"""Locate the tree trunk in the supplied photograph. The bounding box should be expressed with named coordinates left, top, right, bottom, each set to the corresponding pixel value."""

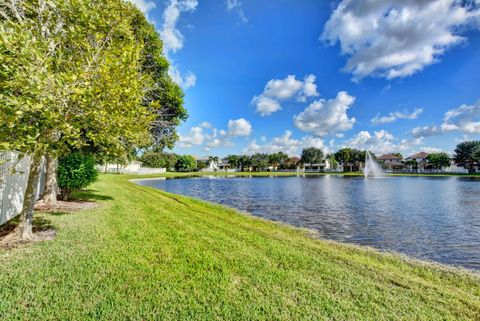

left=15, top=151, right=44, bottom=241
left=41, top=153, right=58, bottom=206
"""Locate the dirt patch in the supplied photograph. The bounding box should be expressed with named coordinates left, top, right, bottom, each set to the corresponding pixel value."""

left=34, top=200, right=98, bottom=212
left=0, top=200, right=96, bottom=249
left=0, top=229, right=57, bottom=249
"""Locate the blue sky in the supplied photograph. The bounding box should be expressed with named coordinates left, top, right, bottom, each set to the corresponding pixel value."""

left=130, top=0, right=480, bottom=157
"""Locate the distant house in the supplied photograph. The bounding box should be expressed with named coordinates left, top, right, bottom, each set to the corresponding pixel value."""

left=405, top=152, right=431, bottom=171
left=377, top=154, right=404, bottom=171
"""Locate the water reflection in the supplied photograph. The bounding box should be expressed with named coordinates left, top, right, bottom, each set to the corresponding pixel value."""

left=137, top=176, right=480, bottom=270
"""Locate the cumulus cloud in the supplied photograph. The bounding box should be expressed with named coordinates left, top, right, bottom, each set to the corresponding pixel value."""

left=244, top=130, right=327, bottom=156
left=293, top=91, right=356, bottom=137
left=228, top=118, right=252, bottom=136
left=412, top=101, right=480, bottom=137
left=322, top=0, right=480, bottom=81
left=159, top=0, right=198, bottom=89
left=371, top=108, right=423, bottom=124
left=252, top=75, right=319, bottom=116
left=178, top=118, right=253, bottom=150
left=127, top=0, right=156, bottom=15
left=178, top=126, right=205, bottom=147
left=344, top=130, right=423, bottom=155
left=226, top=0, right=247, bottom=22
left=169, top=66, right=197, bottom=89
left=160, top=0, right=198, bottom=54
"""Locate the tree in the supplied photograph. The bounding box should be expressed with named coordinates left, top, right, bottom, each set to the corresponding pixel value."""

left=175, top=155, right=197, bottom=172
left=268, top=152, right=289, bottom=170
left=139, top=151, right=177, bottom=168
left=454, top=141, right=480, bottom=173
left=251, top=153, right=269, bottom=171
left=196, top=160, right=208, bottom=171
left=301, top=148, right=324, bottom=165
left=334, top=148, right=352, bottom=167
left=0, top=0, right=173, bottom=240
left=239, top=155, right=252, bottom=171
left=326, top=154, right=339, bottom=170
left=57, top=152, right=98, bottom=201
left=426, top=152, right=451, bottom=170
left=226, top=155, right=240, bottom=169
left=130, top=10, right=188, bottom=150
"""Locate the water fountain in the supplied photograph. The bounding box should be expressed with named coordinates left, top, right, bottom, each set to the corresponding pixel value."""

left=363, top=151, right=384, bottom=177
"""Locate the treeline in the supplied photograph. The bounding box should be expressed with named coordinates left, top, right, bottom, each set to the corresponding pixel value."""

left=140, top=140, right=480, bottom=174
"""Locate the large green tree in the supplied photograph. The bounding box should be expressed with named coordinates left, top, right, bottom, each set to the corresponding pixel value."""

left=426, top=152, right=451, bottom=170
left=300, top=147, right=324, bottom=165
left=268, top=152, right=289, bottom=170
left=175, top=155, right=197, bottom=172
left=454, top=141, right=480, bottom=173
left=0, top=0, right=175, bottom=240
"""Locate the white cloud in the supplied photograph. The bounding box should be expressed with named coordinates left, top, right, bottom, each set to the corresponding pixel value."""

left=253, top=75, right=319, bottom=116
left=159, top=0, right=198, bottom=89
left=371, top=108, right=423, bottom=124
left=344, top=130, right=423, bottom=155
left=244, top=130, right=327, bottom=156
left=412, top=101, right=480, bottom=137
left=226, top=0, right=247, bottom=23
left=322, top=0, right=480, bottom=81
left=160, top=0, right=198, bottom=54
left=127, top=0, right=156, bottom=14
left=293, top=91, right=356, bottom=137
left=199, top=121, right=212, bottom=129
left=178, top=118, right=253, bottom=150
left=420, top=146, right=444, bottom=153
left=251, top=96, right=281, bottom=116
left=178, top=126, right=204, bottom=147
left=169, top=66, right=197, bottom=89
left=228, top=118, right=252, bottom=136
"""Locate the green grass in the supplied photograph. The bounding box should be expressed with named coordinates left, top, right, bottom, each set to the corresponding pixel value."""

left=0, top=175, right=479, bottom=320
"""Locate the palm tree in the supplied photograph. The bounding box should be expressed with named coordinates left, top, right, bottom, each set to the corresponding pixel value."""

left=226, top=155, right=240, bottom=169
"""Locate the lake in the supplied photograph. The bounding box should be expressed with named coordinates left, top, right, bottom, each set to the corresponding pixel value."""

left=136, top=175, right=480, bottom=271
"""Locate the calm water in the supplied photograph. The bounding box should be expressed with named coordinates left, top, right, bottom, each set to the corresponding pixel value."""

left=136, top=176, right=480, bottom=270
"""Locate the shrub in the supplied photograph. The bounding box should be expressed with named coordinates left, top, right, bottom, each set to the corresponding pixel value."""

left=174, top=155, right=197, bottom=172
left=139, top=152, right=177, bottom=170
left=58, top=152, right=98, bottom=200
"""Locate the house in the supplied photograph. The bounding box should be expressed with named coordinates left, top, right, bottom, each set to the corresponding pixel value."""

left=405, top=152, right=431, bottom=171
left=377, top=154, right=404, bottom=171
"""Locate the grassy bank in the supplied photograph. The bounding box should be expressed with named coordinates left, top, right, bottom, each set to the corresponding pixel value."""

left=0, top=175, right=479, bottom=320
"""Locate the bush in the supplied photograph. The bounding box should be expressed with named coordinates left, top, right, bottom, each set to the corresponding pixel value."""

left=58, top=152, right=98, bottom=200
left=174, top=155, right=197, bottom=172
left=139, top=152, right=177, bottom=170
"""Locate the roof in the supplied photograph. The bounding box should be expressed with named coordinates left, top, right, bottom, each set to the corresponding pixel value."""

left=378, top=154, right=403, bottom=160
left=384, top=161, right=404, bottom=167
left=406, top=152, right=430, bottom=160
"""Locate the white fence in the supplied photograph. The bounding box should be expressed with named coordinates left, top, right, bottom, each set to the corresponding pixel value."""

left=96, top=164, right=166, bottom=175
left=0, top=151, right=45, bottom=225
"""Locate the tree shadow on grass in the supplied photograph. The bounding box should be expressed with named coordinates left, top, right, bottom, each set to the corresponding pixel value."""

left=71, top=189, right=114, bottom=202
left=0, top=216, right=55, bottom=240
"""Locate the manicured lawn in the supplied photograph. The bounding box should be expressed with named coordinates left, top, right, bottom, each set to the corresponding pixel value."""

left=0, top=174, right=479, bottom=320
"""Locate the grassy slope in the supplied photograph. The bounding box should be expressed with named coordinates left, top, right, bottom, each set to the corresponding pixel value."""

left=0, top=175, right=479, bottom=320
